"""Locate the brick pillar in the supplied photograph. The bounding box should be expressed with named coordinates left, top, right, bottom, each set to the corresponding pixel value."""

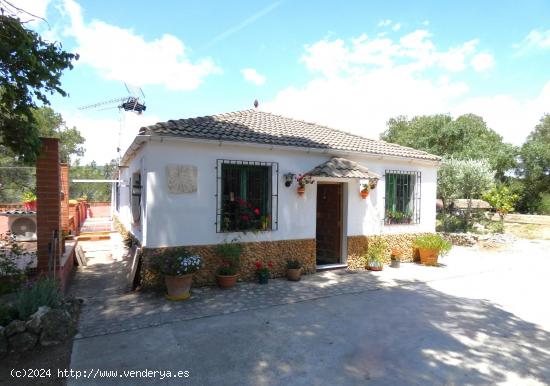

left=60, top=163, right=69, bottom=232
left=36, top=138, right=61, bottom=274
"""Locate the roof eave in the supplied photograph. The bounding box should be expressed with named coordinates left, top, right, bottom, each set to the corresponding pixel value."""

left=120, top=134, right=442, bottom=167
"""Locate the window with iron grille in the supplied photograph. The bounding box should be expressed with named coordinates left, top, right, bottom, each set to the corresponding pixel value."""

left=384, top=170, right=421, bottom=225
left=216, top=160, right=278, bottom=232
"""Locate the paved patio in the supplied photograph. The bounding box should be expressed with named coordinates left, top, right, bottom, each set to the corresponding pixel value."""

left=69, top=238, right=550, bottom=385
left=79, top=217, right=113, bottom=233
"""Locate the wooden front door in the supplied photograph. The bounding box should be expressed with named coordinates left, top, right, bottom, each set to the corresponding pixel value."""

left=316, top=183, right=343, bottom=265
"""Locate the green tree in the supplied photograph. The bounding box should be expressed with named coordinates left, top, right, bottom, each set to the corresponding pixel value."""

left=483, top=185, right=519, bottom=222
left=437, top=158, right=494, bottom=230
left=519, top=114, right=550, bottom=213
left=32, top=107, right=85, bottom=163
left=69, top=160, right=117, bottom=202
left=0, top=14, right=78, bottom=162
left=0, top=107, right=85, bottom=202
left=382, top=114, right=517, bottom=180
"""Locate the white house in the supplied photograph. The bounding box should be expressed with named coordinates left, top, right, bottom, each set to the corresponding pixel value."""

left=114, top=109, right=440, bottom=284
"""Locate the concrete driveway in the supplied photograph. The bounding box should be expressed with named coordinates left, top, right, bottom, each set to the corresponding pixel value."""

left=69, top=239, right=550, bottom=385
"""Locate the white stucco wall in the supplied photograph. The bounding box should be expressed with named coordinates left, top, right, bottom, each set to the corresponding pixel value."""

left=116, top=138, right=438, bottom=249
left=115, top=153, right=147, bottom=244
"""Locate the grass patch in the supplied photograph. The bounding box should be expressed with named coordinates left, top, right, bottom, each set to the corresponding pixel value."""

left=504, top=223, right=550, bottom=240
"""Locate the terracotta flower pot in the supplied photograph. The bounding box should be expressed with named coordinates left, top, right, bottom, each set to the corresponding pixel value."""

left=418, top=248, right=439, bottom=266
left=24, top=200, right=37, bottom=211
left=164, top=274, right=193, bottom=300
left=367, top=265, right=383, bottom=271
left=297, top=186, right=305, bottom=196
left=360, top=190, right=369, bottom=199
left=366, top=260, right=384, bottom=271
left=216, top=274, right=238, bottom=289
left=287, top=268, right=302, bottom=281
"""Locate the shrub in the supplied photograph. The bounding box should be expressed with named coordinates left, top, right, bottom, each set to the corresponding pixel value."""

left=16, top=278, right=63, bottom=320
left=0, top=304, right=18, bottom=326
left=216, top=239, right=243, bottom=275
left=365, top=238, right=388, bottom=267
left=286, top=259, right=301, bottom=269
left=413, top=234, right=452, bottom=255
left=487, top=221, right=505, bottom=234
left=538, top=193, right=550, bottom=215
left=0, top=234, right=29, bottom=295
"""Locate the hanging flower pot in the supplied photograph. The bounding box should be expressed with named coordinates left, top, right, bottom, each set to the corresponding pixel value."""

left=360, top=189, right=369, bottom=199
left=295, top=174, right=313, bottom=196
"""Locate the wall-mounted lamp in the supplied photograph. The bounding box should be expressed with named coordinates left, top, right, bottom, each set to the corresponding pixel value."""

left=284, top=173, right=295, bottom=187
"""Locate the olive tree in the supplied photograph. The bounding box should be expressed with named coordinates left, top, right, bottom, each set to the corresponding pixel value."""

left=438, top=158, right=494, bottom=230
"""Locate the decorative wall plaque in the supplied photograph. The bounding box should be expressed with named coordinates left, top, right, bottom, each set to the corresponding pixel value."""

left=166, top=165, right=197, bottom=193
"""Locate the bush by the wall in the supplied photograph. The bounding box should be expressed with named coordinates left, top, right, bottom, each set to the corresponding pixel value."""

left=15, top=279, right=63, bottom=320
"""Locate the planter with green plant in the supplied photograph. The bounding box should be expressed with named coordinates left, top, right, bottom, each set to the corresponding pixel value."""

left=151, top=250, right=203, bottom=300
left=22, top=191, right=37, bottom=211
left=255, top=261, right=273, bottom=284
left=286, top=259, right=302, bottom=281
left=413, top=234, right=452, bottom=266
left=215, top=239, right=243, bottom=289
left=366, top=238, right=388, bottom=271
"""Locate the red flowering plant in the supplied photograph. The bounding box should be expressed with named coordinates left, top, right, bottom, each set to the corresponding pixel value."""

left=255, top=260, right=273, bottom=279
left=295, top=174, right=314, bottom=188
left=235, top=198, right=262, bottom=230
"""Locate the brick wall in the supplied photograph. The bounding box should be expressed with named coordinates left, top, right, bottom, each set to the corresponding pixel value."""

left=36, top=138, right=61, bottom=273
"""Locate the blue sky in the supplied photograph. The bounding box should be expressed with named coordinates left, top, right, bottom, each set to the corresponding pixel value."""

left=15, top=0, right=550, bottom=163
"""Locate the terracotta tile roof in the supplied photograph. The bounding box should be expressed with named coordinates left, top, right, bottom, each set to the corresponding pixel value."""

left=307, top=157, right=382, bottom=179
left=139, top=109, right=441, bottom=161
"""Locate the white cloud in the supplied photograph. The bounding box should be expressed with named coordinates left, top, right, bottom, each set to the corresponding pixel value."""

left=300, top=30, right=485, bottom=77
left=241, top=68, right=266, bottom=86
left=392, top=23, right=401, bottom=31
left=377, top=19, right=392, bottom=27
left=451, top=82, right=550, bottom=145
left=61, top=0, right=220, bottom=91
left=470, top=52, right=495, bottom=72
left=265, top=30, right=543, bottom=146
left=514, top=29, right=550, bottom=54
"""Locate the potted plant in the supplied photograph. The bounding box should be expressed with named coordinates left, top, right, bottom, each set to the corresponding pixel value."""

left=286, top=259, right=302, bottom=281
left=295, top=174, right=313, bottom=196
left=215, top=239, right=243, bottom=289
left=151, top=249, right=203, bottom=300
left=22, top=191, right=37, bottom=211
left=255, top=261, right=273, bottom=284
left=390, top=248, right=401, bottom=268
left=413, top=234, right=452, bottom=266
left=368, top=177, right=379, bottom=190
left=360, top=183, right=370, bottom=199
left=366, top=238, right=388, bottom=271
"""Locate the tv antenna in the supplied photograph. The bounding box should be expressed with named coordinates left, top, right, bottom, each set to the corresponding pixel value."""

left=78, top=83, right=147, bottom=114
left=78, top=83, right=148, bottom=159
